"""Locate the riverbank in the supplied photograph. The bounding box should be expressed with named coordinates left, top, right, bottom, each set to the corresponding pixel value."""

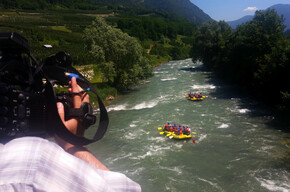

left=76, top=56, right=171, bottom=107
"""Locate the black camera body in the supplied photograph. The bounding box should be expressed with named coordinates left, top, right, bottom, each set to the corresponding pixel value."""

left=0, top=83, right=47, bottom=138
left=0, top=32, right=48, bottom=141
left=0, top=32, right=108, bottom=145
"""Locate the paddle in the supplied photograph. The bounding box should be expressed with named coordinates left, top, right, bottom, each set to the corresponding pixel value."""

left=192, top=139, right=196, bottom=143
left=159, top=132, right=164, bottom=135
left=166, top=133, right=172, bottom=137
left=192, top=132, right=197, bottom=134
left=169, top=135, right=173, bottom=139
left=158, top=127, right=163, bottom=130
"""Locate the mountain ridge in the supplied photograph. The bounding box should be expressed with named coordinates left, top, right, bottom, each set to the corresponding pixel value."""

left=227, top=4, right=290, bottom=30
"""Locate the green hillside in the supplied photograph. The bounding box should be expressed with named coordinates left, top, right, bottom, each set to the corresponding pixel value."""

left=0, top=0, right=212, bottom=24
left=142, top=0, right=212, bottom=24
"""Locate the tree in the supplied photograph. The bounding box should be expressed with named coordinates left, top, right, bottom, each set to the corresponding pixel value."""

left=232, top=9, right=286, bottom=89
left=83, top=17, right=153, bottom=90
left=191, top=20, right=233, bottom=74
left=190, top=9, right=290, bottom=116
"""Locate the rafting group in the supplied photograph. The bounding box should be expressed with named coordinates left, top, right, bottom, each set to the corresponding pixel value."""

left=159, top=123, right=193, bottom=140
left=186, top=92, right=205, bottom=101
left=157, top=91, right=203, bottom=142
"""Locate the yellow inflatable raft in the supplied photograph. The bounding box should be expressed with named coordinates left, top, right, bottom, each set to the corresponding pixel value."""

left=163, top=130, right=192, bottom=140
left=186, top=93, right=205, bottom=101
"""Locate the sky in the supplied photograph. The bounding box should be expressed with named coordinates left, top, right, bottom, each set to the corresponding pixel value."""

left=190, top=0, right=290, bottom=21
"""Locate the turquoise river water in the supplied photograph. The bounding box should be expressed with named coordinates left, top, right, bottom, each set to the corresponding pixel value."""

left=88, top=59, right=290, bottom=192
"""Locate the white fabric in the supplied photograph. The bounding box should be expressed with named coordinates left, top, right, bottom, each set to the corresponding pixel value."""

left=0, top=137, right=141, bottom=192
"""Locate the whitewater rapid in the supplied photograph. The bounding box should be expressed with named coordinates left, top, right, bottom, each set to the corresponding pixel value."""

left=88, top=59, right=290, bottom=192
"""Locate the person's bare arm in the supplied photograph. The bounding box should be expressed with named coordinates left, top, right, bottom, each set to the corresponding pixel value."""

left=55, top=77, right=109, bottom=171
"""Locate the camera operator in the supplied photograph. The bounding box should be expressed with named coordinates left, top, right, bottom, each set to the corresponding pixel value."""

left=0, top=77, right=141, bottom=191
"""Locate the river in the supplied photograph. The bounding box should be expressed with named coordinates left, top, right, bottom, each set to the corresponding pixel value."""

left=88, top=59, right=290, bottom=192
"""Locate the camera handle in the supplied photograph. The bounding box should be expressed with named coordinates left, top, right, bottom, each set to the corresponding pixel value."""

left=57, top=90, right=96, bottom=129
left=40, top=52, right=109, bottom=146
left=44, top=74, right=109, bottom=146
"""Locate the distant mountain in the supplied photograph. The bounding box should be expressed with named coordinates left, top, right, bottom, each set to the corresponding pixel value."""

left=227, top=4, right=290, bottom=30
left=142, top=0, right=212, bottom=24
left=270, top=4, right=290, bottom=30
left=227, top=15, right=254, bottom=29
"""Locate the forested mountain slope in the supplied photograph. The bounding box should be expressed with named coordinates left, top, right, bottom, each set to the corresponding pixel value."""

left=142, top=0, right=212, bottom=24
left=0, top=0, right=212, bottom=24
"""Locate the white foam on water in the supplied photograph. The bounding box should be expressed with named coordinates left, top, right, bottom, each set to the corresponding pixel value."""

left=131, top=100, right=159, bottom=110
left=132, top=151, right=153, bottom=160
left=229, top=157, right=244, bottom=163
left=129, top=167, right=145, bottom=176
left=172, top=143, right=183, bottom=149
left=150, top=144, right=171, bottom=152
left=123, top=132, right=139, bottom=140
left=229, top=106, right=251, bottom=114
left=129, top=124, right=137, bottom=128
left=107, top=104, right=128, bottom=112
left=238, top=108, right=251, bottom=113
left=218, top=123, right=230, bottom=129
left=230, top=97, right=241, bottom=101
left=256, top=178, right=290, bottom=192
left=197, top=177, right=223, bottom=191
left=108, top=152, right=133, bottom=164
left=157, top=94, right=173, bottom=103
left=160, top=166, right=184, bottom=175
left=108, top=99, right=160, bottom=112
left=161, top=77, right=177, bottom=81
left=129, top=120, right=140, bottom=128
left=256, top=145, right=275, bottom=156
left=198, top=134, right=207, bottom=142
left=154, top=70, right=169, bottom=74
left=167, top=176, right=178, bottom=182
left=191, top=84, right=216, bottom=90
left=130, top=144, right=170, bottom=160
left=194, top=60, right=203, bottom=65
left=148, top=136, right=167, bottom=143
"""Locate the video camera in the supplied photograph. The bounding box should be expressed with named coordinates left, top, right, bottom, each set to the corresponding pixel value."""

left=0, top=32, right=109, bottom=146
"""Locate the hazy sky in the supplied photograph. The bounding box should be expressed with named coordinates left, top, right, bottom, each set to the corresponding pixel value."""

left=190, top=0, right=290, bottom=21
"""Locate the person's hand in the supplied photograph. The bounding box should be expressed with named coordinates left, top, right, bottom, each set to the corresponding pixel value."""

left=54, top=77, right=89, bottom=149
left=54, top=77, right=110, bottom=171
